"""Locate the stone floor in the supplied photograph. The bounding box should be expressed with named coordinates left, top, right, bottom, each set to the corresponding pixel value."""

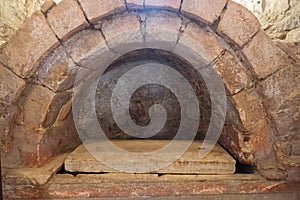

left=2, top=141, right=300, bottom=199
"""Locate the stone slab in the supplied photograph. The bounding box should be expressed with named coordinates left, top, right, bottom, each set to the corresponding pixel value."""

left=47, top=173, right=300, bottom=199
left=65, top=140, right=236, bottom=174
left=2, top=153, right=68, bottom=186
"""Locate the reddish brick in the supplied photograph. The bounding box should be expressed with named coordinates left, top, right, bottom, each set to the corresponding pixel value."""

left=243, top=31, right=291, bottom=79
left=218, top=1, right=260, bottom=47
left=179, top=22, right=224, bottom=61
left=47, top=0, right=89, bottom=40
left=0, top=11, right=58, bottom=78
left=78, top=0, right=126, bottom=23
left=214, top=52, right=253, bottom=94
left=145, top=0, right=181, bottom=11
left=182, top=0, right=227, bottom=24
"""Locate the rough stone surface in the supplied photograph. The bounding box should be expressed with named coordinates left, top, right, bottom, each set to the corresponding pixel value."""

left=234, top=0, right=300, bottom=42
left=47, top=174, right=300, bottom=199
left=145, top=0, right=181, bottom=11
left=63, top=29, right=111, bottom=66
left=179, top=22, right=224, bottom=62
left=0, top=11, right=58, bottom=78
left=3, top=171, right=300, bottom=199
left=65, top=140, right=236, bottom=174
left=181, top=0, right=227, bottom=24
left=78, top=0, right=126, bottom=23
left=16, top=85, right=71, bottom=129
left=2, top=105, right=79, bottom=168
left=101, top=12, right=143, bottom=53
left=219, top=126, right=246, bottom=163
left=0, top=65, right=26, bottom=110
left=231, top=88, right=267, bottom=133
left=0, top=64, right=26, bottom=149
left=144, top=11, right=182, bottom=49
left=261, top=64, right=300, bottom=175
left=3, top=153, right=67, bottom=185
left=37, top=45, right=80, bottom=92
left=95, top=49, right=210, bottom=140
left=1, top=0, right=299, bottom=45
left=218, top=1, right=260, bottom=47
left=38, top=113, right=80, bottom=165
left=0, top=0, right=62, bottom=45
left=47, top=0, right=89, bottom=40
left=214, top=52, right=253, bottom=94
left=243, top=31, right=292, bottom=79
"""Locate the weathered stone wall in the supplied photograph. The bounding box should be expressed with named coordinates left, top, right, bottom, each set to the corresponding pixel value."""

left=1, top=0, right=299, bottom=45
left=232, top=0, right=300, bottom=42
left=0, top=0, right=299, bottom=181
left=0, top=0, right=62, bottom=46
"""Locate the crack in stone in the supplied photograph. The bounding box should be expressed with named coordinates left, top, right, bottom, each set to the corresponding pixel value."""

left=137, top=12, right=147, bottom=46
left=0, top=60, right=25, bottom=81
left=173, top=15, right=186, bottom=49
left=97, top=27, right=119, bottom=55
left=178, top=0, right=184, bottom=13
left=75, top=0, right=91, bottom=25
left=212, top=0, right=229, bottom=31
left=241, top=30, right=260, bottom=49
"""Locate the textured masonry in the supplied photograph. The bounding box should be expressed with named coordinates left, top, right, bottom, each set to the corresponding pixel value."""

left=0, top=0, right=299, bottom=181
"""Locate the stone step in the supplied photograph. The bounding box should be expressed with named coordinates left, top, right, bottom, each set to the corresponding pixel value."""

left=64, top=140, right=236, bottom=174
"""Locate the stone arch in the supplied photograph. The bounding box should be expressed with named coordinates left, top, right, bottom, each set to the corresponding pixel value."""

left=0, top=0, right=298, bottom=180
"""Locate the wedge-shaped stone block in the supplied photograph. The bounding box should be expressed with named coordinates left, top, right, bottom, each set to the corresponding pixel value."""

left=64, top=29, right=111, bottom=66
left=182, top=0, right=227, bottom=24
left=17, top=85, right=71, bottom=129
left=38, top=46, right=80, bottom=92
left=231, top=88, right=267, bottom=132
left=218, top=1, right=260, bottom=47
left=243, top=31, right=291, bottom=79
left=2, top=153, right=68, bottom=185
left=179, top=22, right=224, bottom=62
left=145, top=11, right=182, bottom=50
left=214, top=52, right=253, bottom=94
left=78, top=0, right=126, bottom=23
left=101, top=13, right=143, bottom=54
left=47, top=0, right=89, bottom=40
